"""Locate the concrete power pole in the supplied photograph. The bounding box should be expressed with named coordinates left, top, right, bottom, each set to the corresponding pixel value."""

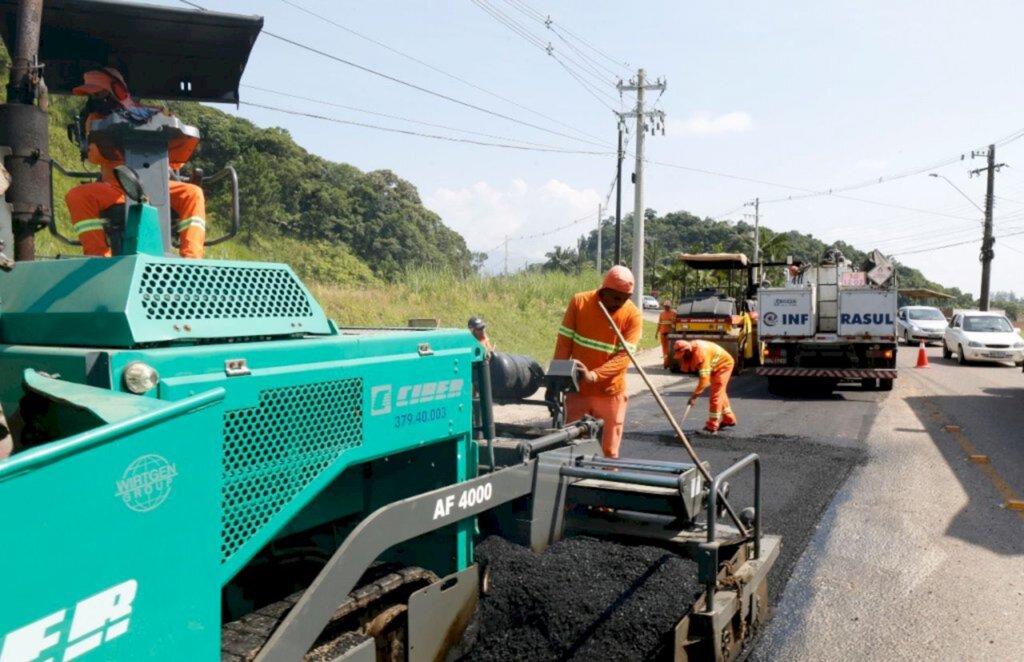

left=745, top=197, right=760, bottom=283
left=618, top=69, right=666, bottom=307
left=969, top=144, right=1006, bottom=311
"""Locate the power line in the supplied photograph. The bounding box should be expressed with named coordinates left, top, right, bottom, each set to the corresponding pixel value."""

left=243, top=83, right=588, bottom=150
left=242, top=101, right=613, bottom=154
left=276, top=0, right=609, bottom=146
left=501, top=0, right=633, bottom=74
left=892, top=226, right=1024, bottom=257
left=258, top=30, right=612, bottom=149
left=471, top=0, right=621, bottom=109
left=647, top=157, right=976, bottom=221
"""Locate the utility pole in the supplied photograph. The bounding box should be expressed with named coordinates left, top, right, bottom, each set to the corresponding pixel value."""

left=596, top=204, right=603, bottom=274
left=969, top=144, right=1006, bottom=311
left=614, top=123, right=624, bottom=265
left=744, top=197, right=760, bottom=283
left=1, top=0, right=47, bottom=263
left=618, top=69, right=666, bottom=307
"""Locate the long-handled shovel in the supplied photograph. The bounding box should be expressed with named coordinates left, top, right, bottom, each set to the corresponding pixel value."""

left=597, top=301, right=749, bottom=536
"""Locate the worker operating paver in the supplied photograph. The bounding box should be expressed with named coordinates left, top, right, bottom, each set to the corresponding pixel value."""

left=656, top=299, right=675, bottom=368
left=673, top=339, right=737, bottom=433
left=553, top=265, right=643, bottom=457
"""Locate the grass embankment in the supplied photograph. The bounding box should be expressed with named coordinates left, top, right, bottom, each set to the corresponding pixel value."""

left=309, top=270, right=660, bottom=364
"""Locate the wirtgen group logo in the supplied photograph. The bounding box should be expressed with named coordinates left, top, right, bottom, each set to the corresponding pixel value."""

left=115, top=454, right=177, bottom=512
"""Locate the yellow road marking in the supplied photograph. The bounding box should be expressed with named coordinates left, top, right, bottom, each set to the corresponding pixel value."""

left=925, top=402, right=1024, bottom=522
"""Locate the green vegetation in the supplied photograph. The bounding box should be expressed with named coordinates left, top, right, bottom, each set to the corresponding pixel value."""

left=560, top=210, right=979, bottom=308
left=311, top=270, right=659, bottom=363
left=3, top=45, right=998, bottom=329
left=1, top=47, right=470, bottom=283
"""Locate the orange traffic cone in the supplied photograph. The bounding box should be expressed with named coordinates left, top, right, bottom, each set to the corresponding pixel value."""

left=915, top=340, right=930, bottom=368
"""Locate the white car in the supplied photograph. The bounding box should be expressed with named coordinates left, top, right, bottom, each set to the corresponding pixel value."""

left=896, top=305, right=947, bottom=345
left=942, top=311, right=1024, bottom=366
left=642, top=295, right=660, bottom=310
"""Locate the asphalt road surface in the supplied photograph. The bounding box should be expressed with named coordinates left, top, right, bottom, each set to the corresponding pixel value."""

left=621, top=343, right=1024, bottom=661
left=493, top=341, right=1024, bottom=660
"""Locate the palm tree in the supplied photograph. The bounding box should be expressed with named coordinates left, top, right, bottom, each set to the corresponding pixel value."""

left=544, top=246, right=577, bottom=273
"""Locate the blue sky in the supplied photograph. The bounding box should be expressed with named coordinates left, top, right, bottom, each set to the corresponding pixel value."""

left=157, top=0, right=1024, bottom=296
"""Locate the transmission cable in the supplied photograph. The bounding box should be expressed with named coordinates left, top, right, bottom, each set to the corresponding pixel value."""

left=243, top=84, right=590, bottom=150
left=243, top=101, right=612, bottom=154
left=277, top=0, right=608, bottom=146
left=501, top=0, right=633, bottom=74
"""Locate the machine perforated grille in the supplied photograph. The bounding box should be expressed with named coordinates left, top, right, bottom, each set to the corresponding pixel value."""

left=138, top=263, right=314, bottom=320
left=221, top=378, right=363, bottom=562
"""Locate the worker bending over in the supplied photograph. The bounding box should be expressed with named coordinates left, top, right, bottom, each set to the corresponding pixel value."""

left=673, top=339, right=737, bottom=433
left=65, top=67, right=206, bottom=258
left=553, top=265, right=643, bottom=457
left=656, top=300, right=675, bottom=368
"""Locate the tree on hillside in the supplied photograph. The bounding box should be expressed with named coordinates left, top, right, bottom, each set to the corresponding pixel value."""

left=544, top=246, right=577, bottom=273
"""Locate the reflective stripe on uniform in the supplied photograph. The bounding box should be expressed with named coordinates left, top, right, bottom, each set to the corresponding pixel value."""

left=73, top=219, right=106, bottom=235
left=561, top=326, right=620, bottom=354
left=175, top=216, right=206, bottom=233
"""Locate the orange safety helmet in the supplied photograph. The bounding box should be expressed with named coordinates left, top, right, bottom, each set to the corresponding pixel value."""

left=73, top=68, right=136, bottom=107
left=672, top=339, right=693, bottom=359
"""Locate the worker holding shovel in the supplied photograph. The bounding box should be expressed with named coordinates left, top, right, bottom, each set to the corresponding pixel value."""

left=673, top=339, right=737, bottom=433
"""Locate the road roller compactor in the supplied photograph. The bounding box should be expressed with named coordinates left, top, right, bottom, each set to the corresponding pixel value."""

left=0, top=1, right=779, bottom=660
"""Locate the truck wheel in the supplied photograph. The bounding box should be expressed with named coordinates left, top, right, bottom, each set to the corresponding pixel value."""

left=957, top=345, right=967, bottom=365
left=942, top=342, right=951, bottom=360
left=878, top=378, right=894, bottom=391
left=861, top=378, right=877, bottom=391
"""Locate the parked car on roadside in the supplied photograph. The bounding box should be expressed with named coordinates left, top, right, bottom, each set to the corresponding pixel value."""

left=942, top=310, right=1024, bottom=366
left=896, top=305, right=947, bottom=345
left=642, top=295, right=660, bottom=310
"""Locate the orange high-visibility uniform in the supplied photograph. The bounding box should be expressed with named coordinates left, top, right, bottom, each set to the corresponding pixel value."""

left=554, top=290, right=643, bottom=457
left=65, top=111, right=206, bottom=258
left=679, top=339, right=737, bottom=432
left=656, top=308, right=675, bottom=366
left=476, top=332, right=494, bottom=353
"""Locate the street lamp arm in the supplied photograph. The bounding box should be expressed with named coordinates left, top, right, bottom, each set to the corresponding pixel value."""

left=928, top=173, right=986, bottom=214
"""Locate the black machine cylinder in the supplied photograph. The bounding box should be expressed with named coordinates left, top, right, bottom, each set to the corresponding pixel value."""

left=488, top=352, right=545, bottom=401
left=0, top=103, right=52, bottom=235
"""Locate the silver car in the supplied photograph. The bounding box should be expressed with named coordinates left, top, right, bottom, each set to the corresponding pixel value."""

left=896, top=306, right=946, bottom=345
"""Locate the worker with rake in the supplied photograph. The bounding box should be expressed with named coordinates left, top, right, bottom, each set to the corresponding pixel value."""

left=673, top=339, right=737, bottom=433
left=553, top=265, right=643, bottom=457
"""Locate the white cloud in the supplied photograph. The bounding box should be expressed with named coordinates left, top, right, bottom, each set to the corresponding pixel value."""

left=425, top=179, right=603, bottom=271
left=670, top=111, right=753, bottom=137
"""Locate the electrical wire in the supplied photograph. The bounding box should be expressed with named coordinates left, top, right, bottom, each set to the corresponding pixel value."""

left=261, top=30, right=615, bottom=149
left=501, top=0, right=633, bottom=74
left=646, top=158, right=976, bottom=221
left=242, top=101, right=613, bottom=154
left=242, top=84, right=589, bottom=150
left=277, top=0, right=608, bottom=145
left=471, top=0, right=621, bottom=110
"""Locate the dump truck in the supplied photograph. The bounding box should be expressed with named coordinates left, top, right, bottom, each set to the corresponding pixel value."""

left=0, top=1, right=779, bottom=659
left=756, top=247, right=898, bottom=392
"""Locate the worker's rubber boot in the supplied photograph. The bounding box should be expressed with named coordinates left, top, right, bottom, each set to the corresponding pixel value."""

left=721, top=413, right=737, bottom=428
left=703, top=420, right=720, bottom=434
